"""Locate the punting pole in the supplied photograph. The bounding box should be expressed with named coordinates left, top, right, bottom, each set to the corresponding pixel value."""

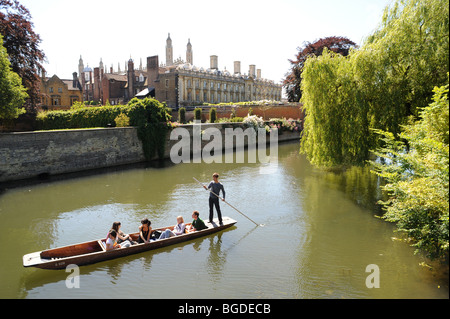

left=193, top=177, right=264, bottom=227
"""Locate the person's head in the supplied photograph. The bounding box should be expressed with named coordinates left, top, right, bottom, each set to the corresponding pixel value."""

left=141, top=218, right=151, bottom=229
left=112, top=221, right=121, bottom=232
left=212, top=173, right=219, bottom=181
left=177, top=216, right=184, bottom=224
left=192, top=211, right=199, bottom=220
left=109, top=229, right=117, bottom=239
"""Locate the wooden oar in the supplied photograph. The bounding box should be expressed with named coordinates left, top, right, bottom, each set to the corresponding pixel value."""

left=193, top=177, right=264, bottom=227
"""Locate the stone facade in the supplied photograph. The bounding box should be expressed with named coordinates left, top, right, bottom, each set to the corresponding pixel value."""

left=152, top=34, right=282, bottom=108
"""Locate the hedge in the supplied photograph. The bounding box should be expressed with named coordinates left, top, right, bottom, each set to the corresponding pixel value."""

left=36, top=98, right=170, bottom=130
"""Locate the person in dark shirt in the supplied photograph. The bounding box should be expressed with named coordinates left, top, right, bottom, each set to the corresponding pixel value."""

left=138, top=218, right=153, bottom=244
left=187, top=211, right=208, bottom=232
left=204, top=172, right=225, bottom=225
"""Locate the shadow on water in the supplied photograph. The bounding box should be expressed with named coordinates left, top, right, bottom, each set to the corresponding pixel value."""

left=0, top=159, right=176, bottom=194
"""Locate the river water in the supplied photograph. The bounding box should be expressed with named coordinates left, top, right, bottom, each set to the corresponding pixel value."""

left=0, top=141, right=447, bottom=299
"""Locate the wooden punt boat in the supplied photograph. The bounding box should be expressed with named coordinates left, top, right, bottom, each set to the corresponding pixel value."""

left=23, top=217, right=237, bottom=270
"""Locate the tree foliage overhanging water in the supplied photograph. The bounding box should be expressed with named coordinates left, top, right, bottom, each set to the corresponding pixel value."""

left=298, top=0, right=449, bottom=261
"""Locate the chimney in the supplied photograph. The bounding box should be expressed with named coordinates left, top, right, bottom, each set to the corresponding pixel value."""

left=147, top=55, right=159, bottom=89
left=127, top=59, right=135, bottom=101
left=210, top=55, right=218, bottom=70
left=234, top=61, right=241, bottom=74
left=72, top=72, right=78, bottom=88
left=94, top=67, right=100, bottom=101
left=249, top=65, right=256, bottom=78
left=257, top=69, right=261, bottom=79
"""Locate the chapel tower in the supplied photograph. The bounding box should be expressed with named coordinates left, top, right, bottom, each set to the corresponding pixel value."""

left=186, top=38, right=193, bottom=65
left=166, top=33, right=173, bottom=66
left=78, top=56, right=84, bottom=82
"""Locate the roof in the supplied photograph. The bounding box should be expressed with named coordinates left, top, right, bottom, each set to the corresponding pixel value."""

left=62, top=80, right=82, bottom=91
left=135, top=87, right=155, bottom=97
left=104, top=73, right=127, bottom=82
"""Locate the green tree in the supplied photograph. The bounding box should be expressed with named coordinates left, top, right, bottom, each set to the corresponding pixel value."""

left=1, top=0, right=46, bottom=110
left=300, top=0, right=449, bottom=168
left=283, top=36, right=356, bottom=102
left=0, top=33, right=27, bottom=120
left=370, top=79, right=449, bottom=260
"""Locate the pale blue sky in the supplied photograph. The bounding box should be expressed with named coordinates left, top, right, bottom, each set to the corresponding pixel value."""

left=18, top=0, right=392, bottom=85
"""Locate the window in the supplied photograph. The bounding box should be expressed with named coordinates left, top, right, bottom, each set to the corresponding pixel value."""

left=165, top=79, right=169, bottom=88
left=49, top=87, right=53, bottom=93
left=58, top=87, right=62, bottom=93
left=203, top=81, right=207, bottom=88
left=70, top=96, right=79, bottom=105
left=51, top=95, right=61, bottom=106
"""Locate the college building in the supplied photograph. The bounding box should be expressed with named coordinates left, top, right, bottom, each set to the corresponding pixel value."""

left=77, top=34, right=282, bottom=108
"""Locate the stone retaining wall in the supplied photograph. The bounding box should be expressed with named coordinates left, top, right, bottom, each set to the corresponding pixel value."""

left=0, top=124, right=300, bottom=183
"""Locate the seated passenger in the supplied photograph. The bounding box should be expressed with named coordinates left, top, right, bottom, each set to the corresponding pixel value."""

left=110, top=221, right=134, bottom=248
left=187, top=211, right=208, bottom=232
left=138, top=218, right=153, bottom=244
left=159, top=216, right=186, bottom=239
left=106, top=229, right=121, bottom=251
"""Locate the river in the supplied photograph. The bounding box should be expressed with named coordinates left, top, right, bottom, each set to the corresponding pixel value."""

left=0, top=141, right=447, bottom=299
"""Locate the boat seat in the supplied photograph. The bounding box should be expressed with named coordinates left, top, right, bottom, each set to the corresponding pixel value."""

left=98, top=240, right=106, bottom=251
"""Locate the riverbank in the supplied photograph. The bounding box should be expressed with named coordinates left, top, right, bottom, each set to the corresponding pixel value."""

left=0, top=123, right=300, bottom=183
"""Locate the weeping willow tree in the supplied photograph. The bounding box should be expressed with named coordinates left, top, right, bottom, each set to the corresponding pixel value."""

left=300, top=0, right=449, bottom=168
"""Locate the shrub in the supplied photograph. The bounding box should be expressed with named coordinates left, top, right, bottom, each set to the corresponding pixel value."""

left=209, top=107, right=217, bottom=123
left=243, top=114, right=265, bottom=131
left=114, top=113, right=130, bottom=127
left=194, top=107, right=202, bottom=121
left=178, top=107, right=186, bottom=124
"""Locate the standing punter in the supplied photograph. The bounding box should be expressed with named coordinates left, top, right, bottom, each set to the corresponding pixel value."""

left=204, top=173, right=225, bottom=225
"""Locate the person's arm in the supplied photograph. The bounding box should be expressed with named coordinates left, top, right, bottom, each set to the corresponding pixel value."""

left=118, top=231, right=129, bottom=241
left=221, top=184, right=225, bottom=200
left=146, top=228, right=153, bottom=242
left=175, top=223, right=186, bottom=235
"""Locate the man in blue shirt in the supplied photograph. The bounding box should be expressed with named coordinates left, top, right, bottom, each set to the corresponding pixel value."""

left=204, top=172, right=225, bottom=225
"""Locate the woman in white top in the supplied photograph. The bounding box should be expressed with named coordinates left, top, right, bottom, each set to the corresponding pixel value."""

left=158, top=216, right=186, bottom=239
left=105, top=229, right=121, bottom=251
